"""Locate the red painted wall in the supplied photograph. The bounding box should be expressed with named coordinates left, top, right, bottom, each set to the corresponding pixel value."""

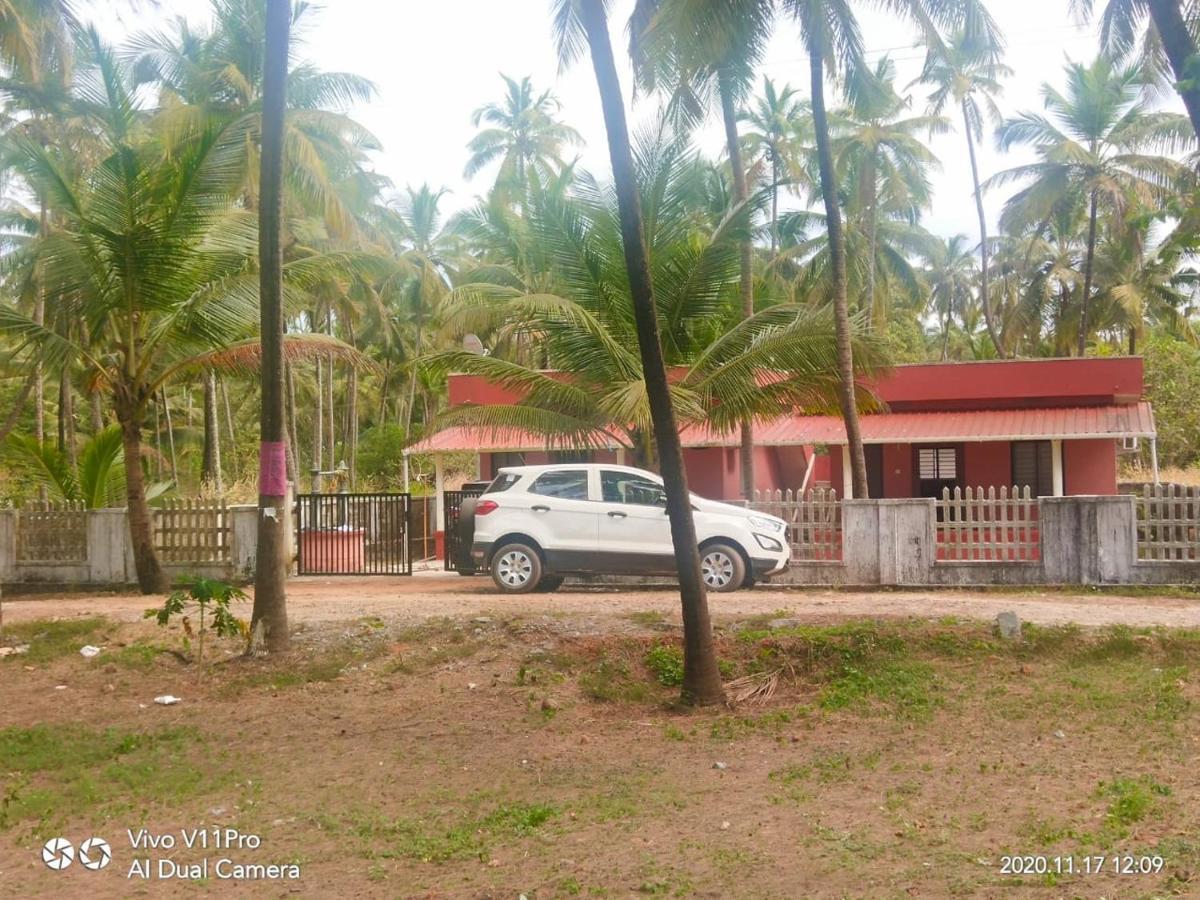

left=1064, top=439, right=1117, bottom=495
left=964, top=442, right=1012, bottom=490
left=682, top=448, right=727, bottom=499
left=871, top=357, right=1143, bottom=411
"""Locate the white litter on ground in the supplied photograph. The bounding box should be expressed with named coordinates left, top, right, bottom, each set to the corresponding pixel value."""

left=153, top=695, right=182, bottom=706
left=79, top=645, right=102, bottom=658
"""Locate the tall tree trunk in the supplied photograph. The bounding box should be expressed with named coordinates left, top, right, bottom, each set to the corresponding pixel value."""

left=770, top=153, right=779, bottom=257
left=251, top=0, right=291, bottom=654
left=810, top=48, right=868, bottom=499
left=964, top=101, right=1005, bottom=358
left=201, top=370, right=222, bottom=494
left=89, top=386, right=103, bottom=433
left=347, top=367, right=358, bottom=489
left=285, top=359, right=300, bottom=475
left=865, top=154, right=880, bottom=328
left=161, top=388, right=178, bottom=484
left=1078, top=188, right=1099, bottom=357
left=220, top=375, right=236, bottom=477
left=59, top=368, right=77, bottom=475
left=0, top=369, right=37, bottom=444
left=1149, top=0, right=1200, bottom=138
left=116, top=390, right=166, bottom=594
left=313, top=356, right=323, bottom=481
left=719, top=72, right=756, bottom=500
left=941, top=300, right=952, bottom=361
left=581, top=0, right=724, bottom=706
left=325, top=304, right=335, bottom=466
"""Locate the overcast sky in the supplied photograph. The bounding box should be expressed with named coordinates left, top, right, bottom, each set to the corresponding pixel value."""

left=93, top=0, right=1181, bottom=242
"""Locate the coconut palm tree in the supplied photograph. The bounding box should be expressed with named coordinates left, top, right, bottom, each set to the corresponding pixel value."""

left=464, top=74, right=583, bottom=201
left=739, top=77, right=811, bottom=257
left=1071, top=0, right=1200, bottom=138
left=916, top=30, right=1011, bottom=357
left=832, top=57, right=949, bottom=328
left=549, top=0, right=723, bottom=706
left=922, top=234, right=978, bottom=359
left=990, top=56, right=1193, bottom=355
left=252, top=0, right=290, bottom=651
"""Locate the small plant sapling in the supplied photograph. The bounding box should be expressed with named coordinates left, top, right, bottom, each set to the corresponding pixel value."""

left=147, top=577, right=248, bottom=673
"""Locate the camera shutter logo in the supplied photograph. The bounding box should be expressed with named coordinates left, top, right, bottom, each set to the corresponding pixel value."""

left=79, top=837, right=112, bottom=870
left=42, top=837, right=74, bottom=870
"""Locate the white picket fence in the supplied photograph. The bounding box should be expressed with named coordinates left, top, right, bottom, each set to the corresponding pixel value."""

left=933, top=486, right=1039, bottom=562
left=1136, top=484, right=1200, bottom=561
left=749, top=488, right=842, bottom=562
left=16, top=500, right=88, bottom=562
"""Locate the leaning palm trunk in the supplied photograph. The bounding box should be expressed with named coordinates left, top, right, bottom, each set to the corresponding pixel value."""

left=719, top=73, right=756, bottom=499
left=580, top=0, right=724, bottom=707
left=1078, top=188, right=1099, bottom=357
left=810, top=47, right=868, bottom=499
left=251, top=0, right=292, bottom=653
left=1149, top=0, right=1200, bottom=138
left=115, top=389, right=167, bottom=593
left=963, top=99, right=1004, bottom=358
left=201, top=370, right=222, bottom=494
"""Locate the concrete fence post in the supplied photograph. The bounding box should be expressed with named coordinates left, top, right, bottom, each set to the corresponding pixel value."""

left=230, top=505, right=258, bottom=578
left=0, top=509, right=15, bottom=583
left=841, top=500, right=880, bottom=584
left=88, top=509, right=133, bottom=585
left=1040, top=496, right=1137, bottom=585
left=879, top=499, right=936, bottom=585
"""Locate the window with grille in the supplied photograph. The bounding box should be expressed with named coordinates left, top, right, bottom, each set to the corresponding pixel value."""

left=917, top=447, right=958, bottom=480
left=1012, top=440, right=1054, bottom=497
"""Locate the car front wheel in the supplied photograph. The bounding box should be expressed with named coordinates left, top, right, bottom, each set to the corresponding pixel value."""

left=700, top=543, right=746, bottom=593
left=490, top=542, right=543, bottom=593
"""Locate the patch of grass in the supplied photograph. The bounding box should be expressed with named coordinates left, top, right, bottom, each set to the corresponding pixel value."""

left=0, top=724, right=222, bottom=836
left=222, top=641, right=387, bottom=695
left=645, top=644, right=683, bottom=687
left=710, top=707, right=806, bottom=741
left=819, top=660, right=938, bottom=719
left=108, top=641, right=168, bottom=671
left=1098, top=776, right=1171, bottom=832
left=1, top=617, right=107, bottom=664
left=579, top=659, right=650, bottom=703
left=346, top=801, right=557, bottom=863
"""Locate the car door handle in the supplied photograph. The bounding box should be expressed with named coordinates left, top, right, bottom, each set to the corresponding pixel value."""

left=531, top=504, right=550, bottom=512
left=607, top=510, right=627, bottom=518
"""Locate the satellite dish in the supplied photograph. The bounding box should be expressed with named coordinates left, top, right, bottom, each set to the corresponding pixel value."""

left=462, top=333, right=485, bottom=355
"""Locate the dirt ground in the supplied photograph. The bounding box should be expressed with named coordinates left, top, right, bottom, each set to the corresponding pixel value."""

left=4, top=571, right=1200, bottom=629
left=1, top=578, right=1198, bottom=899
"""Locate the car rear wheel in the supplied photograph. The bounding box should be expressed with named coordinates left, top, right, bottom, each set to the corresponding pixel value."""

left=700, top=543, right=746, bottom=593
left=490, top=542, right=543, bottom=593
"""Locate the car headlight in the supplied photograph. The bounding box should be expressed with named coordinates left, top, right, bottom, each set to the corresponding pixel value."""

left=754, top=533, right=784, bottom=552
left=749, top=515, right=785, bottom=533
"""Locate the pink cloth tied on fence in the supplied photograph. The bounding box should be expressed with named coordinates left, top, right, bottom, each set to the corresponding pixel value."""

left=258, top=441, right=288, bottom=496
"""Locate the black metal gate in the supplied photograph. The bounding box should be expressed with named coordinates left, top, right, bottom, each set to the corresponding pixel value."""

left=443, top=488, right=484, bottom=571
left=295, top=492, right=412, bottom=575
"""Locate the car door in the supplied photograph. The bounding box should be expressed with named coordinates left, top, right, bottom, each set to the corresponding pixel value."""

left=525, top=469, right=600, bottom=570
left=596, top=469, right=675, bottom=573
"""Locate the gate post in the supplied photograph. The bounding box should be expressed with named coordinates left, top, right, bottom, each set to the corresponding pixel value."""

left=434, top=454, right=446, bottom=561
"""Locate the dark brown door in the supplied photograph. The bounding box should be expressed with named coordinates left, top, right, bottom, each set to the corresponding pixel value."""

left=865, top=444, right=884, bottom=499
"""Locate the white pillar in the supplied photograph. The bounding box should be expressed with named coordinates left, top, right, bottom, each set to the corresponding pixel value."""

left=841, top=444, right=852, bottom=499
left=1051, top=439, right=1064, bottom=496
left=616, top=447, right=626, bottom=466
left=434, top=454, right=445, bottom=531
left=1150, top=437, right=1160, bottom=484
left=402, top=452, right=410, bottom=494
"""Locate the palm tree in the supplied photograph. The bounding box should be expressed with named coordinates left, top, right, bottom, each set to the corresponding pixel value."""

left=833, top=58, right=949, bottom=328
left=739, top=77, right=811, bottom=257
left=464, top=74, right=583, bottom=201
left=922, top=234, right=978, bottom=359
left=990, top=56, right=1193, bottom=355
left=1071, top=0, right=1200, bottom=138
left=252, top=0, right=290, bottom=651
left=551, top=0, right=723, bottom=706
left=916, top=30, right=1011, bottom=357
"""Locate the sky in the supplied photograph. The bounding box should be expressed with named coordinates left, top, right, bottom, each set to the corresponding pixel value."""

left=91, top=0, right=1183, bottom=242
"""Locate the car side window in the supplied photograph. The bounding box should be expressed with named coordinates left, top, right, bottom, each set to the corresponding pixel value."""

left=601, top=471, right=664, bottom=506
left=485, top=473, right=520, bottom=493
left=529, top=470, right=589, bottom=500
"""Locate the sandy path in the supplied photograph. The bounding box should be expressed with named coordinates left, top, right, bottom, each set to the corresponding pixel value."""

left=3, top=570, right=1199, bottom=629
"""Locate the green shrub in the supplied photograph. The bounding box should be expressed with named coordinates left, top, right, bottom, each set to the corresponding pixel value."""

left=645, top=644, right=684, bottom=687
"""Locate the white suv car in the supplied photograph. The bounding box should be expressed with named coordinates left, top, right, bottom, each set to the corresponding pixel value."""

left=460, top=464, right=790, bottom=593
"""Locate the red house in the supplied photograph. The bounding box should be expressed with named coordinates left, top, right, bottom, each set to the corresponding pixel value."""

left=408, top=357, right=1156, bottom=503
